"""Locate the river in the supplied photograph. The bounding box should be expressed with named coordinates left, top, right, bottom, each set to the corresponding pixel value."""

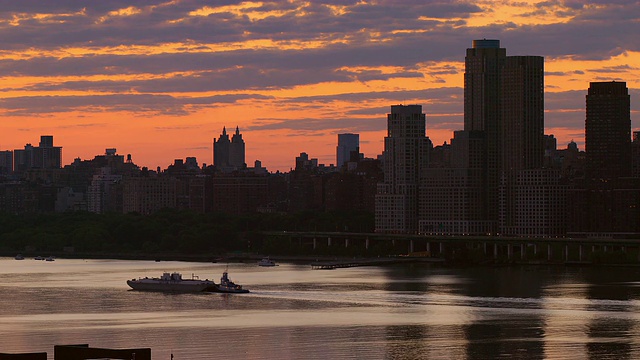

left=1, top=257, right=640, bottom=359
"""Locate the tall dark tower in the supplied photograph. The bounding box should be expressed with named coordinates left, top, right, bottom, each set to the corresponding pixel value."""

left=463, top=40, right=546, bottom=234
left=375, top=105, right=431, bottom=234
left=585, top=81, right=631, bottom=180
left=464, top=39, right=506, bottom=133
left=464, top=40, right=506, bottom=229
left=213, top=127, right=230, bottom=169
left=229, top=126, right=246, bottom=169
left=502, top=56, right=545, bottom=171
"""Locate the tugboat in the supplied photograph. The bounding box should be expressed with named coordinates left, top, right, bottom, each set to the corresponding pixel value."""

left=211, top=269, right=249, bottom=293
left=127, top=272, right=216, bottom=293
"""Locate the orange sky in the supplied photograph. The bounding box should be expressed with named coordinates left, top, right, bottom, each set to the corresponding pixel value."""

left=0, top=1, right=638, bottom=171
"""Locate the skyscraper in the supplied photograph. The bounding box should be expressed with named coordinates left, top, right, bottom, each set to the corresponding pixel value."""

left=569, top=82, right=637, bottom=236
left=213, top=127, right=230, bottom=169
left=36, top=135, right=62, bottom=169
left=336, top=133, right=359, bottom=169
left=213, top=126, right=245, bottom=171
left=0, top=150, right=12, bottom=175
left=13, top=135, right=62, bottom=174
left=585, top=81, right=631, bottom=180
left=633, top=131, right=640, bottom=178
left=463, top=39, right=546, bottom=234
left=375, top=105, right=431, bottom=234
left=502, top=56, right=545, bottom=171
left=229, top=126, right=246, bottom=169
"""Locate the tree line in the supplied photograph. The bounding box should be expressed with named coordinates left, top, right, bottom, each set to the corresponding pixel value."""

left=0, top=209, right=375, bottom=258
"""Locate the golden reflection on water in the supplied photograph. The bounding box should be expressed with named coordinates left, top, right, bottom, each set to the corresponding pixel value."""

left=2, top=258, right=640, bottom=359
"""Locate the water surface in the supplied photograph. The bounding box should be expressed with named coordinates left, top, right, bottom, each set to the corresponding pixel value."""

left=1, top=258, right=640, bottom=359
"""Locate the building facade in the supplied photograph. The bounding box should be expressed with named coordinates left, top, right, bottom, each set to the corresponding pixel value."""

left=0, top=150, right=12, bottom=175
left=13, top=135, right=62, bottom=175
left=375, top=105, right=431, bottom=234
left=336, top=133, right=359, bottom=169
left=463, top=40, right=556, bottom=236
left=87, top=168, right=123, bottom=214
left=585, top=81, right=632, bottom=180
left=213, top=126, right=245, bottom=172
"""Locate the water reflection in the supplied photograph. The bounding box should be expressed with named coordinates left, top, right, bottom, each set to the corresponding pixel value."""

left=2, top=259, right=640, bottom=359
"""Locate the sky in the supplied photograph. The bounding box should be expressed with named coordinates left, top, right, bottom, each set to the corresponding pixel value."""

left=0, top=0, right=639, bottom=172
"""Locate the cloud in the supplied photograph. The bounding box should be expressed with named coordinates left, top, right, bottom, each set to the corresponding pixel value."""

left=0, top=93, right=273, bottom=115
left=0, top=0, right=638, bottom=143
left=248, top=117, right=386, bottom=133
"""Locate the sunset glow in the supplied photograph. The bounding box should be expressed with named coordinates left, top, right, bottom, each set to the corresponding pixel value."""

left=0, top=1, right=638, bottom=171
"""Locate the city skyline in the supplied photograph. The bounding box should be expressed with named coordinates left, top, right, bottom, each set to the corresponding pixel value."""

left=0, top=1, right=639, bottom=172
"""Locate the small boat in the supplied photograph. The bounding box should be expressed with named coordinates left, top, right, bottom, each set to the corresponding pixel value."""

left=45, top=256, right=55, bottom=262
left=14, top=254, right=24, bottom=260
left=211, top=269, right=249, bottom=294
left=258, top=257, right=277, bottom=267
left=34, top=256, right=44, bottom=260
left=127, top=272, right=216, bottom=293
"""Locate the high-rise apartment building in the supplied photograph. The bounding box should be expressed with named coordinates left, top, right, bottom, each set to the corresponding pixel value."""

left=419, top=130, right=490, bottom=235
left=213, top=126, right=245, bottom=172
left=213, top=127, right=230, bottom=169
left=462, top=39, right=551, bottom=235
left=87, top=167, right=123, bottom=214
left=568, top=81, right=637, bottom=237
left=336, top=133, right=359, bottom=169
left=585, top=81, right=631, bottom=180
left=633, top=131, right=640, bottom=178
left=375, top=105, right=431, bottom=234
left=35, top=135, right=62, bottom=169
left=13, top=135, right=62, bottom=174
left=502, top=56, right=545, bottom=171
left=0, top=150, right=12, bottom=175
left=229, top=126, right=245, bottom=169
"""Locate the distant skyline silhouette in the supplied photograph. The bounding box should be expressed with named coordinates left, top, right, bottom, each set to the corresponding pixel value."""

left=0, top=1, right=638, bottom=171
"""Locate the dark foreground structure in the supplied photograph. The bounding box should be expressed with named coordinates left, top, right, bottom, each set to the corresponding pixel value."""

left=1, top=344, right=151, bottom=360
left=0, top=353, right=47, bottom=360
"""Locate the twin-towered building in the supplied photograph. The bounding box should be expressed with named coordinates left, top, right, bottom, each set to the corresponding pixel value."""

left=213, top=126, right=245, bottom=172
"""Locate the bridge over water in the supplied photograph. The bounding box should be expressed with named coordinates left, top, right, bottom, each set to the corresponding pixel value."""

left=261, top=231, right=640, bottom=264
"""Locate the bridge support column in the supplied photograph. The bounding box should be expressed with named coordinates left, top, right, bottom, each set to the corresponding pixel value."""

left=484, top=242, right=487, bottom=255
left=547, top=244, right=552, bottom=261
left=328, top=237, right=331, bottom=247
left=313, top=238, right=317, bottom=250
left=534, top=244, right=538, bottom=256
left=494, top=243, right=498, bottom=258
left=426, top=242, right=431, bottom=253
left=409, top=239, right=414, bottom=253
left=365, top=237, right=369, bottom=250
left=579, top=245, right=583, bottom=262
left=565, top=244, right=569, bottom=262
left=521, top=244, right=525, bottom=260
left=507, top=244, right=513, bottom=260
left=345, top=238, right=349, bottom=248
left=439, top=242, right=444, bottom=255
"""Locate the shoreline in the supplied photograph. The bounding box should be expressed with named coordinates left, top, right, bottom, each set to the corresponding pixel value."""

left=4, top=250, right=640, bottom=268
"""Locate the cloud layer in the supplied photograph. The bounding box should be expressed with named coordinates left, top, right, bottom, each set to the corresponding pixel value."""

left=0, top=0, right=638, bottom=169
